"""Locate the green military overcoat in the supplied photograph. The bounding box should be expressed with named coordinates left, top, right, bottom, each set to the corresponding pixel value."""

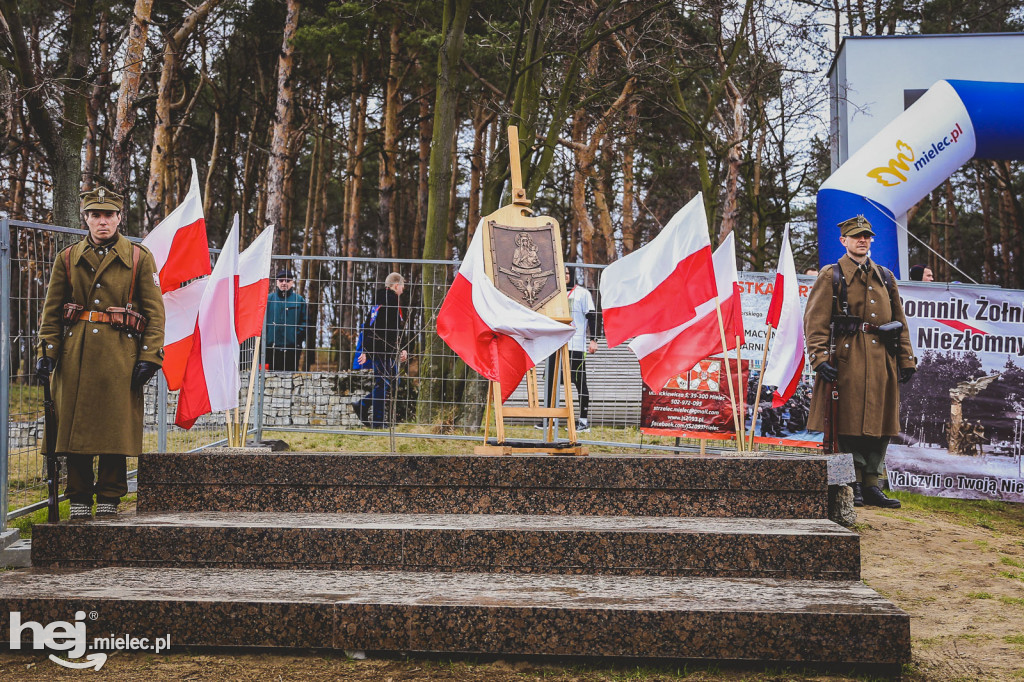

left=37, top=234, right=165, bottom=455
left=804, top=255, right=916, bottom=438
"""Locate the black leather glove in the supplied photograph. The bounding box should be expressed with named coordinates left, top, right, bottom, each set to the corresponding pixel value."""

left=815, top=361, right=838, bottom=383
left=899, top=366, right=917, bottom=384
left=131, top=361, right=161, bottom=391
left=35, top=356, right=56, bottom=381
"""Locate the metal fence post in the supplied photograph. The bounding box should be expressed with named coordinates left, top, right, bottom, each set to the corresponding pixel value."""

left=0, top=215, right=11, bottom=532
left=157, top=372, right=168, bottom=452
left=255, top=315, right=267, bottom=442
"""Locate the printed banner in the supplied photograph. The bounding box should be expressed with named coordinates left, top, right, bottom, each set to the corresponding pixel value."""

left=641, top=358, right=749, bottom=440
left=888, top=282, right=1024, bottom=503
left=636, top=273, right=1024, bottom=503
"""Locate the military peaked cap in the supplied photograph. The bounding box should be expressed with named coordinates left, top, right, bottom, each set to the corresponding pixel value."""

left=80, top=186, right=123, bottom=212
left=838, top=214, right=875, bottom=237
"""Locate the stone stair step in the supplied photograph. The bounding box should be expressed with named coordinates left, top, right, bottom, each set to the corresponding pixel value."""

left=31, top=512, right=859, bottom=579
left=138, top=453, right=828, bottom=518
left=0, top=567, right=908, bottom=667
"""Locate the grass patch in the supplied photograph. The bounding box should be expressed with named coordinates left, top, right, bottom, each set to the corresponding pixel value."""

left=974, top=539, right=991, bottom=551
left=967, top=591, right=994, bottom=599
left=998, top=571, right=1023, bottom=582
left=1004, top=634, right=1024, bottom=646
left=1001, top=555, right=1024, bottom=569
left=888, top=490, right=1024, bottom=534
left=1001, top=596, right=1024, bottom=606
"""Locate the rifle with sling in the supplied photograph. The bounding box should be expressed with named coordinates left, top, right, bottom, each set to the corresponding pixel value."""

left=41, top=350, right=60, bottom=523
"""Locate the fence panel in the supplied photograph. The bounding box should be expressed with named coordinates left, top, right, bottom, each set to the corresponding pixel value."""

left=6, top=222, right=691, bottom=525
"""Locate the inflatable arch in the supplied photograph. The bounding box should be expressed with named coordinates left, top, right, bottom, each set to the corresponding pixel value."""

left=817, top=79, right=1024, bottom=274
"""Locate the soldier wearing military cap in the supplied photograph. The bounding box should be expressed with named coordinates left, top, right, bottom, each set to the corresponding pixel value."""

left=803, top=215, right=917, bottom=509
left=35, top=186, right=165, bottom=520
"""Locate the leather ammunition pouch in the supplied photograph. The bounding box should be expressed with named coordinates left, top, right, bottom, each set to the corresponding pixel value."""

left=868, top=320, right=903, bottom=356
left=832, top=314, right=862, bottom=337
left=61, top=302, right=84, bottom=326
left=106, top=306, right=147, bottom=334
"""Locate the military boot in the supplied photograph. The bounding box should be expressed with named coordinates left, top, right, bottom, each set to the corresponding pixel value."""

left=851, top=482, right=864, bottom=507
left=863, top=485, right=901, bottom=508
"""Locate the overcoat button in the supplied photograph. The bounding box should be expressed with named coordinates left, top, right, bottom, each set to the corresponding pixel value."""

left=92, top=328, right=99, bottom=334
left=845, top=343, right=850, bottom=348
left=95, top=283, right=101, bottom=288
left=47, top=344, right=53, bottom=349
left=870, top=313, right=876, bottom=317
left=94, top=299, right=100, bottom=304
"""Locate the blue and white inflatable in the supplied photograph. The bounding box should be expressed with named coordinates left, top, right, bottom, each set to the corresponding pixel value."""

left=817, top=80, right=1024, bottom=274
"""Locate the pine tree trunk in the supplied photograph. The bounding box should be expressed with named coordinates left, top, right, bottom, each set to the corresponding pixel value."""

left=266, top=0, right=300, bottom=253
left=417, top=0, right=472, bottom=423
left=379, top=21, right=401, bottom=259
left=109, top=0, right=153, bottom=189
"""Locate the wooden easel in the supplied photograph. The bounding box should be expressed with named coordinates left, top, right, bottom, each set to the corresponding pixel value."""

left=474, top=126, right=587, bottom=457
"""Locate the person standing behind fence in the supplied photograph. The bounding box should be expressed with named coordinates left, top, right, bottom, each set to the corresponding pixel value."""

left=355, top=273, right=408, bottom=427
left=35, top=186, right=165, bottom=520
left=565, top=266, right=599, bottom=432
left=265, top=269, right=308, bottom=371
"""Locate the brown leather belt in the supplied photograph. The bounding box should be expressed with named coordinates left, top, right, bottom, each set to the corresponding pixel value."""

left=860, top=322, right=882, bottom=333
left=76, top=310, right=113, bottom=324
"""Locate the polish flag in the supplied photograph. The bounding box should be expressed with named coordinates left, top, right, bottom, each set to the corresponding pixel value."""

left=161, top=279, right=207, bottom=390
left=175, top=216, right=241, bottom=429
left=629, top=232, right=744, bottom=391
left=142, top=158, right=212, bottom=293
left=600, top=194, right=716, bottom=348
left=762, top=225, right=805, bottom=407
left=437, top=223, right=575, bottom=402
left=235, top=225, right=275, bottom=342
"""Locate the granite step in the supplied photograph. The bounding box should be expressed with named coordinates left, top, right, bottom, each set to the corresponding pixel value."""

left=138, top=453, right=829, bottom=518
left=0, top=567, right=908, bottom=668
left=30, top=512, right=860, bottom=579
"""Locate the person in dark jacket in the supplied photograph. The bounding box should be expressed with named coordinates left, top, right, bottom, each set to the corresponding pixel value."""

left=356, top=273, right=407, bottom=427
left=266, top=269, right=308, bottom=371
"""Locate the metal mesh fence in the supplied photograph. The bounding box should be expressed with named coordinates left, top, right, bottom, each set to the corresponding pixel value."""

left=4, top=219, right=703, bottom=525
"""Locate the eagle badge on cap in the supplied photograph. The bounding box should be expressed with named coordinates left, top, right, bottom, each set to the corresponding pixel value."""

left=98, top=188, right=106, bottom=198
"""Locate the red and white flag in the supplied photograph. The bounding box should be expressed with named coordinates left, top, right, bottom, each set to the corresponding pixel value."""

left=142, top=158, right=212, bottom=293
left=161, top=278, right=207, bottom=390
left=762, top=225, right=805, bottom=407
left=235, top=225, right=275, bottom=342
left=142, top=158, right=212, bottom=390
left=629, top=232, right=744, bottom=391
left=175, top=216, right=241, bottom=429
left=599, top=194, right=716, bottom=348
left=437, top=223, right=575, bottom=403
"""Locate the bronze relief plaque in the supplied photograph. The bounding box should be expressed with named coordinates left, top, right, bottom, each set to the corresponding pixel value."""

left=487, top=220, right=560, bottom=311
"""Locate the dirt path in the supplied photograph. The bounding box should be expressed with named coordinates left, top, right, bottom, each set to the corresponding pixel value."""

left=3, top=505, right=1022, bottom=681
left=857, top=506, right=1024, bottom=681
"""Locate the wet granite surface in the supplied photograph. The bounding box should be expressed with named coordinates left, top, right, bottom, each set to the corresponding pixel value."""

left=137, top=453, right=828, bottom=518
left=0, top=567, right=908, bottom=664
left=32, top=513, right=859, bottom=579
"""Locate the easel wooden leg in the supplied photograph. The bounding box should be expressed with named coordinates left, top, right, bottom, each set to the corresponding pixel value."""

left=492, top=381, right=506, bottom=443
left=483, top=381, right=493, bottom=443
left=560, top=347, right=578, bottom=443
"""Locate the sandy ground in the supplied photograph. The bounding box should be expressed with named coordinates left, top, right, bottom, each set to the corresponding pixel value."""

left=2, top=505, right=1023, bottom=681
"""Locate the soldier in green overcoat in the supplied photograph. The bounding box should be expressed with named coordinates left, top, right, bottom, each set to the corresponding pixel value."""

left=804, top=216, right=917, bottom=509
left=35, top=187, right=165, bottom=520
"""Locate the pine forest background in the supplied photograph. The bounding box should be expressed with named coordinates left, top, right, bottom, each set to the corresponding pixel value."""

left=3, top=0, right=1024, bottom=343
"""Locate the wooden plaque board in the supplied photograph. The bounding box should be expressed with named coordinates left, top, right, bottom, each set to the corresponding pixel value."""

left=479, top=204, right=569, bottom=322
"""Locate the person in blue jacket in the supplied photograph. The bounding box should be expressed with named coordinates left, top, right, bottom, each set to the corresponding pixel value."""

left=265, top=269, right=308, bottom=371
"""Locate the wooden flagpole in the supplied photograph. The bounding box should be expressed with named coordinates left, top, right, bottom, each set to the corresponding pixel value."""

left=748, top=323, right=774, bottom=450
left=735, top=336, right=746, bottom=450
left=713, top=298, right=742, bottom=451
left=239, top=335, right=263, bottom=449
